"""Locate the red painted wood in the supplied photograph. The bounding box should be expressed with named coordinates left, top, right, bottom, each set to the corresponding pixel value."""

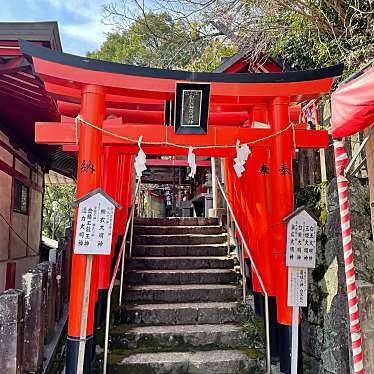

left=32, top=57, right=334, bottom=103
left=12, top=71, right=41, bottom=86
left=57, top=101, right=250, bottom=126
left=98, top=147, right=120, bottom=290
left=58, top=99, right=257, bottom=116
left=68, top=85, right=105, bottom=338
left=146, top=159, right=211, bottom=167
left=36, top=121, right=328, bottom=151
left=0, top=74, right=47, bottom=96
left=0, top=41, right=44, bottom=56
left=5, top=262, right=16, bottom=290
left=0, top=48, right=22, bottom=56
left=117, top=155, right=132, bottom=236
left=223, top=59, right=249, bottom=73
left=0, top=85, right=51, bottom=109
left=261, top=60, right=283, bottom=73
left=269, top=97, right=294, bottom=326
left=62, top=145, right=78, bottom=152
left=121, top=146, right=237, bottom=157
left=23, top=43, right=338, bottom=329
left=0, top=57, right=27, bottom=73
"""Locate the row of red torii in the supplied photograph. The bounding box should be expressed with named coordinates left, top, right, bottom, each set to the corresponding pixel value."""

left=20, top=40, right=343, bottom=373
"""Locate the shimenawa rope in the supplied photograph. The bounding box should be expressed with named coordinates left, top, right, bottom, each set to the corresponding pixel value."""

left=74, top=114, right=297, bottom=150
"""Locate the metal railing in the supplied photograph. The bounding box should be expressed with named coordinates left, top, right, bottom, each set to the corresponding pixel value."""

left=217, top=178, right=271, bottom=374
left=103, top=178, right=141, bottom=374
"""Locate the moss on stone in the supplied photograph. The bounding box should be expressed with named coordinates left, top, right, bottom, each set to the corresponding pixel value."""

left=110, top=323, right=137, bottom=335
left=242, top=314, right=265, bottom=345
left=239, top=346, right=265, bottom=360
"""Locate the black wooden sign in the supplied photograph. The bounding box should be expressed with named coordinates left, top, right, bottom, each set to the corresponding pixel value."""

left=174, top=83, right=210, bottom=134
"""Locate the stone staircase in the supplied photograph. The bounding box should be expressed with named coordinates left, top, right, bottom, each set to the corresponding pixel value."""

left=107, top=217, right=260, bottom=374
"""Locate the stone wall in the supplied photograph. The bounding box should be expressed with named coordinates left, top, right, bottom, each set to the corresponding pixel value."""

left=144, top=192, right=166, bottom=218
left=302, top=177, right=374, bottom=373
left=0, top=228, right=72, bottom=373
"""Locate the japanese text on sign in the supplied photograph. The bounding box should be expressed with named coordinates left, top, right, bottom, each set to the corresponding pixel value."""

left=74, top=191, right=116, bottom=255
left=286, top=210, right=317, bottom=268
left=288, top=267, right=308, bottom=307
left=181, top=90, right=202, bottom=127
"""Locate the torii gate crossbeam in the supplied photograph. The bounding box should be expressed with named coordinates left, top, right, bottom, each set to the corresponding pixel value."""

left=20, top=39, right=343, bottom=374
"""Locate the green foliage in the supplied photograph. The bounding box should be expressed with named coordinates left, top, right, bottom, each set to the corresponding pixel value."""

left=42, top=184, right=76, bottom=241
left=295, top=182, right=328, bottom=225
left=185, top=39, right=237, bottom=71
left=88, top=12, right=236, bottom=71
left=88, top=13, right=196, bottom=68
left=267, top=2, right=374, bottom=76
left=98, top=1, right=374, bottom=76
left=269, top=12, right=325, bottom=70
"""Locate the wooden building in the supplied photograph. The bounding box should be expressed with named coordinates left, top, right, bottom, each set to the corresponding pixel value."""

left=0, top=22, right=73, bottom=291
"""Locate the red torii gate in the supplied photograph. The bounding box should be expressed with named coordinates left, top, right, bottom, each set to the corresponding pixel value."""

left=20, top=39, right=343, bottom=373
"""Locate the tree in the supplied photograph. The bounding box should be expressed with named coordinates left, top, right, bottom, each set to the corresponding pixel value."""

left=102, top=1, right=374, bottom=77
left=89, top=10, right=236, bottom=71
left=42, top=184, right=76, bottom=241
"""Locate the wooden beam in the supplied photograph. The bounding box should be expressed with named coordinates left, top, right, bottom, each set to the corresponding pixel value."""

left=146, top=159, right=211, bottom=167
left=0, top=57, right=29, bottom=74
left=0, top=75, right=47, bottom=97
left=122, top=146, right=237, bottom=157
left=0, top=87, right=51, bottom=110
left=24, top=41, right=339, bottom=101
left=62, top=145, right=78, bottom=152
left=36, top=121, right=328, bottom=150
left=294, top=129, right=329, bottom=148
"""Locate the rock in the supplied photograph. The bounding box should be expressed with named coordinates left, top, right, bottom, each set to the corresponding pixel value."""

left=303, top=177, right=373, bottom=373
left=124, top=284, right=240, bottom=303
left=110, top=350, right=258, bottom=374
left=125, top=269, right=237, bottom=285
left=110, top=324, right=251, bottom=350
left=106, top=218, right=263, bottom=373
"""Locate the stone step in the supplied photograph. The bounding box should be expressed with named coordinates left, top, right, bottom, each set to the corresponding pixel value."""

left=126, top=256, right=234, bottom=270
left=109, top=349, right=257, bottom=374
left=124, top=284, right=240, bottom=303
left=135, top=217, right=219, bottom=226
left=133, top=234, right=227, bottom=246
left=122, top=302, right=249, bottom=325
left=110, top=324, right=249, bottom=351
left=125, top=269, right=237, bottom=285
left=132, top=244, right=228, bottom=257
left=134, top=225, right=225, bottom=235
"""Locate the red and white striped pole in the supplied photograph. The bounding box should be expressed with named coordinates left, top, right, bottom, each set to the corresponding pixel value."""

left=333, top=139, right=364, bottom=374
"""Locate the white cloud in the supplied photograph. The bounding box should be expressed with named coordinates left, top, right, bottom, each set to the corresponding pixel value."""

left=61, top=21, right=107, bottom=44
left=2, top=0, right=112, bottom=55
left=46, top=0, right=110, bottom=54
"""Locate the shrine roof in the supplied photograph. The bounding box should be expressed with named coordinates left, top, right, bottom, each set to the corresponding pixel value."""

left=21, top=39, right=341, bottom=84
left=283, top=205, right=320, bottom=225
left=20, top=40, right=343, bottom=104
left=0, top=22, right=62, bottom=52
left=1, top=25, right=342, bottom=178
left=0, top=22, right=76, bottom=177
left=213, top=52, right=288, bottom=74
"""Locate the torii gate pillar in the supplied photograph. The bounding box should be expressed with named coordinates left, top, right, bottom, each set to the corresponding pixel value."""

left=270, top=97, right=300, bottom=373
left=66, top=85, right=106, bottom=374
left=19, top=40, right=343, bottom=374
left=95, top=147, right=119, bottom=328
left=270, top=96, right=293, bottom=324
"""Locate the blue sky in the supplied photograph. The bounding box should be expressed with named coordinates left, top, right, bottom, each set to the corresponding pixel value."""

left=2, top=0, right=112, bottom=56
